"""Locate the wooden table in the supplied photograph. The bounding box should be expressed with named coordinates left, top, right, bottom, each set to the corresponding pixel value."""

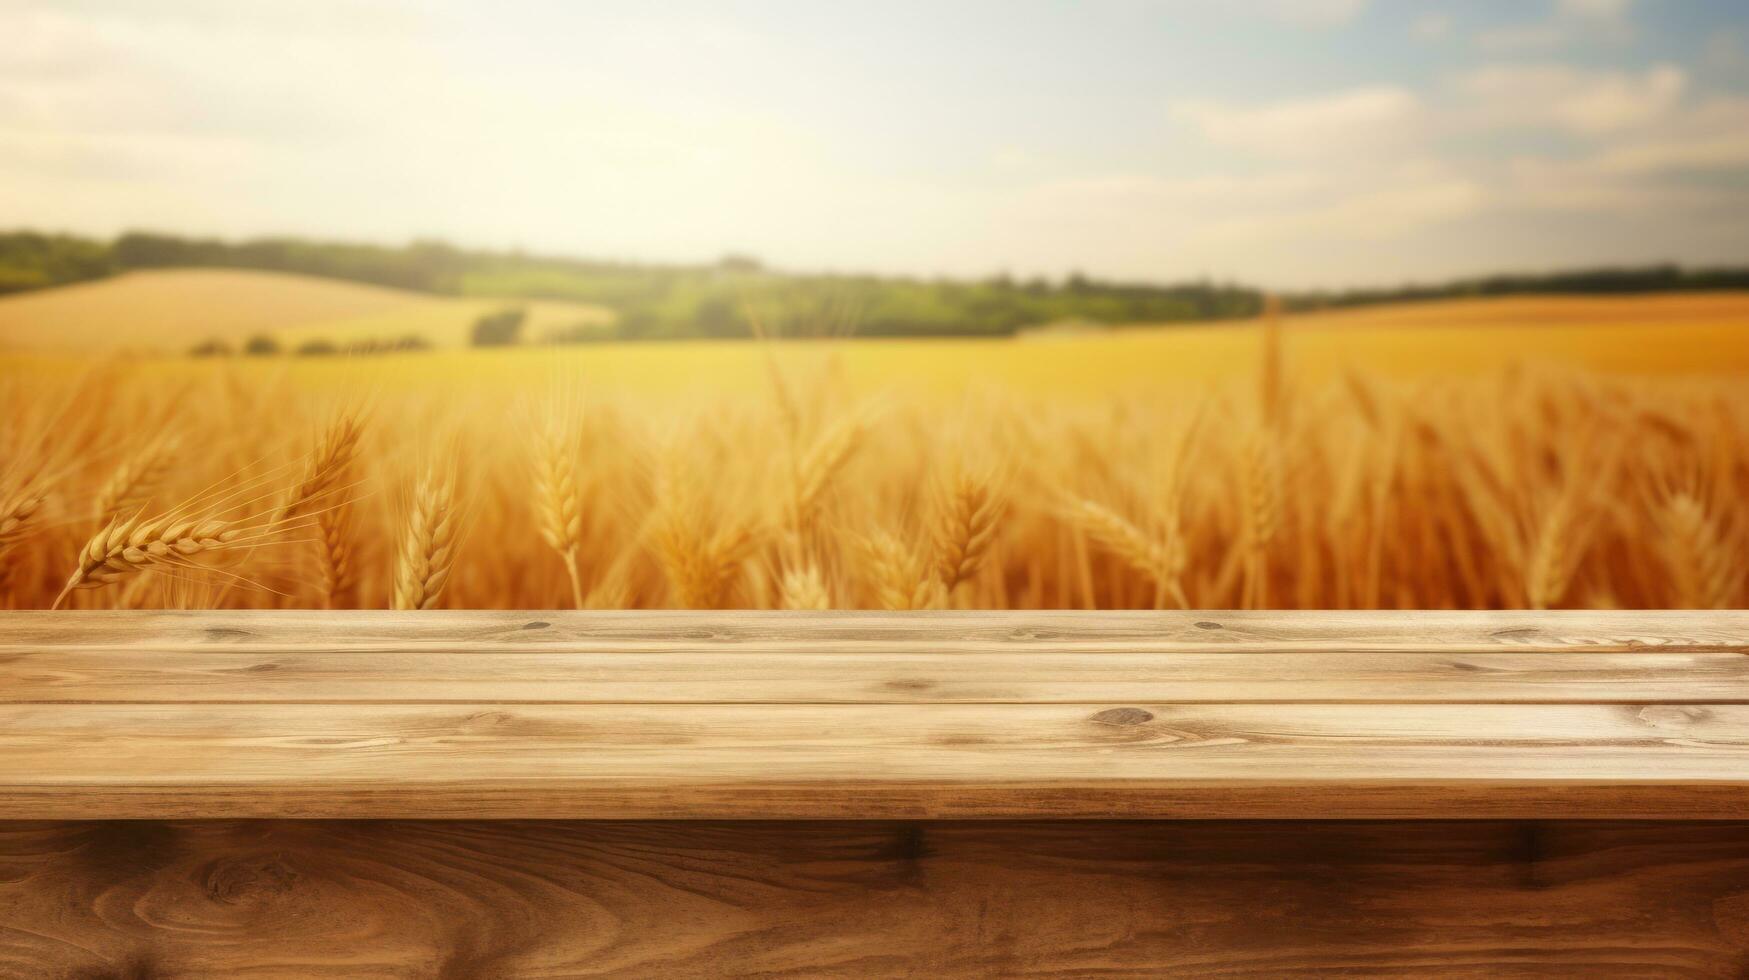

left=2, top=610, right=1747, bottom=976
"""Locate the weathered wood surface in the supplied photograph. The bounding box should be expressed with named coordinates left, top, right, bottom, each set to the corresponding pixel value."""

left=7, top=608, right=1745, bottom=652
left=1, top=610, right=1746, bottom=819
left=4, top=613, right=1749, bottom=976
left=3, top=819, right=1749, bottom=978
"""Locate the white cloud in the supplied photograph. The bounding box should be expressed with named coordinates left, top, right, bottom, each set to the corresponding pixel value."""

left=1477, top=0, right=1633, bottom=51
left=1172, top=86, right=1417, bottom=156
left=984, top=163, right=1486, bottom=289
left=1590, top=133, right=1749, bottom=176
left=1497, top=95, right=1749, bottom=218
left=1585, top=97, right=1749, bottom=175
left=1455, top=64, right=1685, bottom=135
left=1155, top=56, right=1734, bottom=266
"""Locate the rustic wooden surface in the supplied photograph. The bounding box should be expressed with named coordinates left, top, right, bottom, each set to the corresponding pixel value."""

left=2, top=819, right=1748, bottom=978
left=2, top=610, right=1747, bottom=819
left=4, top=612, right=1749, bottom=977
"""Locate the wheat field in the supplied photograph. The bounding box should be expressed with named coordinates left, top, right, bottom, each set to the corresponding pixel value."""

left=2, top=314, right=1744, bottom=612
left=0, top=268, right=615, bottom=353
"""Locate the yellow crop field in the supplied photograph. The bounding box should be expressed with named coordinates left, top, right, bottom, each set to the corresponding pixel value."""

left=0, top=268, right=613, bottom=353
left=8, top=291, right=1749, bottom=398
left=2, top=286, right=1745, bottom=613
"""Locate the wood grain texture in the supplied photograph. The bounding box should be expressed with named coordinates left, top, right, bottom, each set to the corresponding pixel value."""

left=3, top=819, right=1749, bottom=978
left=4, top=608, right=1746, bottom=651
left=1, top=610, right=1745, bottom=818
left=4, top=702, right=1749, bottom=818
left=4, top=613, right=1749, bottom=975
left=10, top=647, right=1749, bottom=704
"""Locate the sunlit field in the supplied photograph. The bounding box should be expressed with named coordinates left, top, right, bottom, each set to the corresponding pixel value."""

left=8, top=288, right=1749, bottom=393
left=3, top=292, right=1744, bottom=612
left=0, top=268, right=614, bottom=354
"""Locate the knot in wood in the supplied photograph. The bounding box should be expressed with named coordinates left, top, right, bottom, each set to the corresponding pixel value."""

left=204, top=857, right=299, bottom=905
left=1091, top=707, right=1155, bottom=727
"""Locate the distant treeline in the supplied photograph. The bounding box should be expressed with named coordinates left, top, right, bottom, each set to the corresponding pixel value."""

left=4, top=229, right=1747, bottom=339
left=1287, top=265, right=1749, bottom=311
left=0, top=231, right=1259, bottom=338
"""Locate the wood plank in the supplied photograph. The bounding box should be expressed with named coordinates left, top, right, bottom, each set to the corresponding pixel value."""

left=9, top=647, right=1749, bottom=704
left=3, top=702, right=1748, bottom=818
left=2, top=611, right=1744, bottom=818
left=4, top=819, right=1749, bottom=977
left=6, top=609, right=1745, bottom=705
left=4, top=609, right=1746, bottom=653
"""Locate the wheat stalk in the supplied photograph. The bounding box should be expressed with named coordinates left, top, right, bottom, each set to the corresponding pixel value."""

left=1, top=352, right=1743, bottom=613
left=317, top=499, right=356, bottom=609
left=392, top=462, right=460, bottom=611
left=862, top=529, right=940, bottom=610
left=1524, top=496, right=1577, bottom=610
left=786, top=412, right=866, bottom=541
left=0, top=480, right=45, bottom=560
left=584, top=569, right=633, bottom=610
left=779, top=563, right=832, bottom=610
left=94, top=435, right=177, bottom=523
left=306, top=415, right=365, bottom=610
left=53, top=512, right=243, bottom=609
left=0, top=478, right=46, bottom=597
left=280, top=413, right=363, bottom=520
left=532, top=414, right=586, bottom=608
left=1660, top=492, right=1739, bottom=609
left=1524, top=426, right=1622, bottom=610
left=1072, top=499, right=1187, bottom=608
left=1239, top=431, right=1281, bottom=608
left=206, top=412, right=363, bottom=608
left=650, top=444, right=757, bottom=609
left=932, top=468, right=1000, bottom=594
left=1260, top=294, right=1288, bottom=429
left=654, top=517, right=755, bottom=609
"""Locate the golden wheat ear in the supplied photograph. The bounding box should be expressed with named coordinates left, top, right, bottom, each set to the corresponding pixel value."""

left=0, top=478, right=47, bottom=601
left=1660, top=491, right=1739, bottom=609
left=859, top=529, right=941, bottom=611
left=280, top=412, right=364, bottom=520
left=779, top=563, right=832, bottom=610
left=655, top=518, right=758, bottom=610
left=317, top=499, right=357, bottom=609
left=1071, top=499, right=1188, bottom=609
left=393, top=462, right=461, bottom=611
left=648, top=437, right=759, bottom=609
left=1237, top=429, right=1282, bottom=609
left=932, top=467, right=1002, bottom=595
left=93, top=435, right=179, bottom=524
left=785, top=409, right=870, bottom=540
left=531, top=413, right=586, bottom=608
left=53, top=513, right=246, bottom=610
left=0, top=479, right=46, bottom=559
left=206, top=411, right=364, bottom=609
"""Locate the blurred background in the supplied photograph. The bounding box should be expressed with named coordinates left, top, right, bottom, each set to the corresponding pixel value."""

left=2, top=0, right=1747, bottom=353
left=1, top=1, right=1745, bottom=611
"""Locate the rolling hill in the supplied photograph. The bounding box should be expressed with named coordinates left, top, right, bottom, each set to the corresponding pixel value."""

left=0, top=268, right=615, bottom=353
left=1, top=269, right=1744, bottom=389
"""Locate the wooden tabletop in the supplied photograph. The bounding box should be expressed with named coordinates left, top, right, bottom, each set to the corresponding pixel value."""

left=2, top=610, right=1746, bottom=820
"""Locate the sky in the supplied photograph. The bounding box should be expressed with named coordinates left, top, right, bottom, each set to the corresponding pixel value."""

left=2, top=0, right=1747, bottom=289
